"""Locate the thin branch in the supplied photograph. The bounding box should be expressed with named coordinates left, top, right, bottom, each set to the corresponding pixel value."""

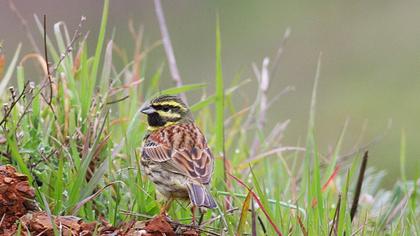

left=16, top=80, right=51, bottom=129
left=153, top=0, right=186, bottom=102
left=296, top=214, right=308, bottom=236
left=71, top=182, right=120, bottom=215
left=337, top=120, right=391, bottom=166
left=216, top=191, right=306, bottom=216
left=40, top=14, right=57, bottom=120
left=270, top=27, right=291, bottom=77
left=385, top=188, right=414, bottom=226
left=43, top=15, right=53, bottom=105
left=106, top=95, right=130, bottom=105
left=201, top=207, right=239, bottom=226
left=247, top=58, right=270, bottom=158
left=39, top=15, right=85, bottom=121
left=16, top=82, right=35, bottom=127
left=0, top=81, right=30, bottom=127
left=239, top=146, right=306, bottom=170
left=51, top=16, right=85, bottom=75
left=119, top=210, right=154, bottom=219
left=257, top=58, right=270, bottom=130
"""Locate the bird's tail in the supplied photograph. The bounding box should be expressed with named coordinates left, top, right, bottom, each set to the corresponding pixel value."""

left=187, top=183, right=217, bottom=209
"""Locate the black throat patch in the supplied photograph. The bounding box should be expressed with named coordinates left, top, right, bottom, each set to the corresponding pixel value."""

left=147, top=113, right=166, bottom=127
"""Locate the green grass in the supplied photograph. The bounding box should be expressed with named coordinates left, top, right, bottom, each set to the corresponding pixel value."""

left=0, top=1, right=419, bottom=235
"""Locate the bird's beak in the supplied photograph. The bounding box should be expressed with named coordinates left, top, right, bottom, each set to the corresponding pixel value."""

left=140, top=103, right=156, bottom=115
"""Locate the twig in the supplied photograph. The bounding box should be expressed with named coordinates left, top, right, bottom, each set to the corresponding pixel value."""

left=337, top=121, right=391, bottom=166
left=247, top=58, right=270, bottom=160
left=244, top=27, right=291, bottom=132
left=71, top=181, right=120, bottom=215
left=167, top=219, right=220, bottom=236
left=0, top=81, right=30, bottom=127
left=201, top=207, right=239, bottom=226
left=40, top=14, right=58, bottom=120
left=8, top=0, right=41, bottom=54
left=153, top=0, right=186, bottom=102
left=296, top=214, right=308, bottom=236
left=128, top=21, right=144, bottom=83
left=51, top=16, right=85, bottom=75
left=351, top=225, right=365, bottom=236
left=43, top=15, right=53, bottom=104
left=120, top=210, right=153, bottom=219
left=30, top=149, right=57, bottom=171
left=270, top=27, right=291, bottom=77
left=265, top=120, right=290, bottom=146
left=106, top=95, right=130, bottom=105
left=239, top=146, right=306, bottom=170
left=216, top=190, right=307, bottom=216
left=350, top=151, right=368, bottom=221
left=385, top=188, right=414, bottom=225
left=293, top=122, right=390, bottom=185
left=267, top=85, right=295, bottom=109
left=16, top=82, right=35, bottom=127
left=257, top=58, right=270, bottom=130
left=19, top=15, right=85, bottom=125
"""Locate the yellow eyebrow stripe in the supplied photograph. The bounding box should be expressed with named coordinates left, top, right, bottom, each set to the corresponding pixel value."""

left=156, top=110, right=181, bottom=118
left=153, top=101, right=187, bottom=111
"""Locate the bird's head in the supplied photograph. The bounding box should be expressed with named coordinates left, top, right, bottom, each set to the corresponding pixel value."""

left=140, top=94, right=193, bottom=131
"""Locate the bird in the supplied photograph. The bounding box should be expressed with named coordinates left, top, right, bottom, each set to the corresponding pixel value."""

left=139, top=94, right=217, bottom=222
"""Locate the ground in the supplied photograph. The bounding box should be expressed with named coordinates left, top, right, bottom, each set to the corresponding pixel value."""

left=0, top=165, right=200, bottom=236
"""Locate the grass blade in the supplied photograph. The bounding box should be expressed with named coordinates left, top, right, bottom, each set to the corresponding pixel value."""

left=236, top=190, right=252, bottom=235
left=90, top=0, right=109, bottom=83
left=150, top=83, right=206, bottom=99
left=328, top=194, right=341, bottom=236
left=67, top=111, right=109, bottom=210
left=71, top=182, right=119, bottom=215
left=214, top=16, right=230, bottom=211
left=229, top=173, right=284, bottom=236
left=190, top=79, right=250, bottom=112
left=350, top=151, right=369, bottom=221
left=0, top=43, right=21, bottom=96
left=100, top=40, right=113, bottom=94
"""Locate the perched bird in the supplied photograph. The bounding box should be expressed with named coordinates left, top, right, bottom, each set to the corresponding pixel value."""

left=140, top=94, right=216, bottom=221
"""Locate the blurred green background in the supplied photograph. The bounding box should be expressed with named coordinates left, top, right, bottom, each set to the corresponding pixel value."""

left=1, top=0, right=419, bottom=186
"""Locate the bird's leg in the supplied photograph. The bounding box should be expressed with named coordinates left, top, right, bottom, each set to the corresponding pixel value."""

left=159, top=197, right=173, bottom=215
left=198, top=210, right=204, bottom=225
left=191, top=205, right=196, bottom=226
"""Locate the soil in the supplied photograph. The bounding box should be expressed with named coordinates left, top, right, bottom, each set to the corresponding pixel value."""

left=0, top=165, right=200, bottom=236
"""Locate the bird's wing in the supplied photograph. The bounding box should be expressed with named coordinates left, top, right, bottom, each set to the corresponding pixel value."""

left=141, top=123, right=214, bottom=184
left=142, top=134, right=173, bottom=162
left=168, top=146, right=214, bottom=184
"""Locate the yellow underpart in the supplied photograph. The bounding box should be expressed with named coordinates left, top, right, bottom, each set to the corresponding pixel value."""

left=147, top=121, right=177, bottom=131
left=152, top=101, right=187, bottom=111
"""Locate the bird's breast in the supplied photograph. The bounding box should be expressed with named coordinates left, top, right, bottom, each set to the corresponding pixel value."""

left=140, top=159, right=189, bottom=199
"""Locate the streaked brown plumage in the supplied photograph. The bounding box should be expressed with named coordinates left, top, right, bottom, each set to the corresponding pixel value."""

left=140, top=95, right=216, bottom=217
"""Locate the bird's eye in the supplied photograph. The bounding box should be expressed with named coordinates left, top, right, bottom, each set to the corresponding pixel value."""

left=162, top=107, right=171, bottom=112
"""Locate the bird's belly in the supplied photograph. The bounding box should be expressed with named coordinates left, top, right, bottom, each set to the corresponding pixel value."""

left=140, top=160, right=189, bottom=199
